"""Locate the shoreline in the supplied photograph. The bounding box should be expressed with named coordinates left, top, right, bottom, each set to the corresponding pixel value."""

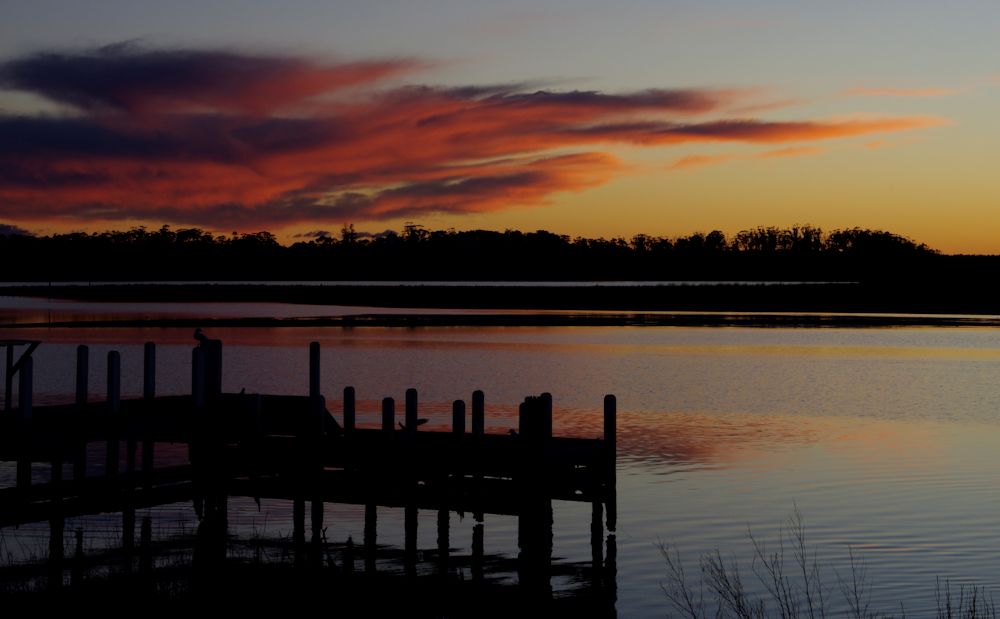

left=3, top=312, right=1000, bottom=329
left=4, top=282, right=1000, bottom=327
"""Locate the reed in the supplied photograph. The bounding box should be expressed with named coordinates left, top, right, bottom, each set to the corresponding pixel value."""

left=660, top=509, right=996, bottom=619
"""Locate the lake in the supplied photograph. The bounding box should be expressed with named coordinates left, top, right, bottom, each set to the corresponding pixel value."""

left=4, top=298, right=1000, bottom=615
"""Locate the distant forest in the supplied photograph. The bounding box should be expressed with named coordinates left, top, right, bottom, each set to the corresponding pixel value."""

left=0, top=223, right=987, bottom=282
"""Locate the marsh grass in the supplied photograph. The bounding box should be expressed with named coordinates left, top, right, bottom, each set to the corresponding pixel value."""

left=660, top=509, right=996, bottom=619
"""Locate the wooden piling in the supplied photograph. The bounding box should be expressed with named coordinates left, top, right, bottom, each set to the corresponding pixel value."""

left=16, top=356, right=32, bottom=491
left=73, top=345, right=88, bottom=481
left=48, top=511, right=64, bottom=590
left=404, top=504, right=417, bottom=579
left=472, top=522, right=484, bottom=582
left=141, top=342, right=155, bottom=484
left=123, top=503, right=135, bottom=572
left=381, top=397, right=394, bottom=433
left=191, top=347, right=205, bottom=409
left=310, top=393, right=325, bottom=543
left=309, top=341, right=320, bottom=399
left=71, top=529, right=84, bottom=587
left=140, top=516, right=152, bottom=578
left=437, top=508, right=449, bottom=575
left=539, top=392, right=553, bottom=440
left=472, top=390, right=485, bottom=436
left=452, top=399, right=466, bottom=434
left=4, top=344, right=12, bottom=412
left=364, top=503, right=376, bottom=573
left=604, top=394, right=617, bottom=532
left=106, top=351, right=120, bottom=477
left=405, top=387, right=418, bottom=433
left=472, top=390, right=484, bottom=522
left=293, top=498, right=306, bottom=547
left=591, top=500, right=604, bottom=583
left=343, top=386, right=356, bottom=432
left=203, top=339, right=223, bottom=398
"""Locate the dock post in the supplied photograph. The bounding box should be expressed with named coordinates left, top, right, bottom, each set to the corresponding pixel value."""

left=203, top=339, right=222, bottom=398
left=309, top=341, right=320, bottom=399
left=472, top=390, right=484, bottom=436
left=472, top=521, right=484, bottom=582
left=405, top=504, right=417, bottom=580
left=191, top=347, right=205, bottom=519
left=540, top=392, right=553, bottom=440
left=140, top=516, right=153, bottom=583
left=16, top=356, right=32, bottom=491
left=4, top=344, right=12, bottom=412
left=604, top=394, right=617, bottom=532
left=381, top=397, right=395, bottom=433
left=472, top=390, right=484, bottom=522
left=48, top=514, right=64, bottom=590
left=310, top=398, right=326, bottom=544
left=343, top=386, right=356, bottom=433
left=191, top=347, right=205, bottom=409
left=437, top=507, right=449, bottom=576
left=405, top=388, right=418, bottom=433
left=73, top=345, right=88, bottom=481
left=364, top=503, right=377, bottom=573
left=591, top=500, right=604, bottom=587
left=71, top=529, right=84, bottom=587
left=303, top=342, right=326, bottom=543
left=452, top=400, right=466, bottom=434
left=105, top=351, right=120, bottom=477
left=141, top=342, right=155, bottom=487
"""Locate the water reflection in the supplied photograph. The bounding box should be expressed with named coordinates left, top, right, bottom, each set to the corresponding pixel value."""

left=5, top=316, right=1000, bottom=613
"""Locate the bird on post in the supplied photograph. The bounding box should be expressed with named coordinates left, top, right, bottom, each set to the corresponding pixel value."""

left=194, top=328, right=209, bottom=345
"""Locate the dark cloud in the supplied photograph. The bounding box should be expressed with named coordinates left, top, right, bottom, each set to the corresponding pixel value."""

left=0, top=44, right=948, bottom=230
left=0, top=223, right=32, bottom=236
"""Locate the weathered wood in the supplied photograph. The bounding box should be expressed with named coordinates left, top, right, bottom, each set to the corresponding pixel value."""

left=106, top=351, right=120, bottom=477
left=343, top=386, right=356, bottom=432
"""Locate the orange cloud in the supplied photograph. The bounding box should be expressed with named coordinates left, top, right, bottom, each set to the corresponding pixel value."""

left=0, top=44, right=952, bottom=230
left=667, top=153, right=738, bottom=170
left=757, top=146, right=824, bottom=158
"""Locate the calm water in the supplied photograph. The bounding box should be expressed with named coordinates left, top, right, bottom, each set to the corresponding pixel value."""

left=5, top=301, right=1000, bottom=615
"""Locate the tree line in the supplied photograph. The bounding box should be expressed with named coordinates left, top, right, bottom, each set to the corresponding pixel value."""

left=0, top=223, right=965, bottom=282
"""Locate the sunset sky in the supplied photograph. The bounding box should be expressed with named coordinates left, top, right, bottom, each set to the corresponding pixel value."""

left=1, top=1, right=997, bottom=252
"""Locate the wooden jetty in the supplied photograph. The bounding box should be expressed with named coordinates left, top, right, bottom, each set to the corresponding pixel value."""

left=0, top=339, right=617, bottom=600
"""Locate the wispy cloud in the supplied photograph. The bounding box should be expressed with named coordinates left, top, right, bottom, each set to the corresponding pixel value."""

left=668, top=145, right=825, bottom=171
left=0, top=44, right=950, bottom=229
left=843, top=86, right=958, bottom=98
